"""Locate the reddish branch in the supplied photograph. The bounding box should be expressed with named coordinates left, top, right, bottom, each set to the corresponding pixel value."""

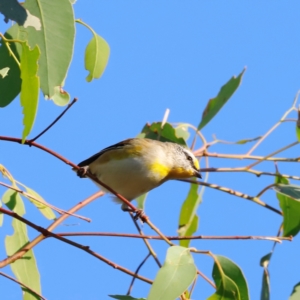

left=0, top=271, right=46, bottom=300
left=0, top=205, right=152, bottom=284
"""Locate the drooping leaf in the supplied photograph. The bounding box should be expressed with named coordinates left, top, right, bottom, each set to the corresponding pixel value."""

left=198, top=68, right=245, bottom=130
left=290, top=282, right=300, bottom=300
left=208, top=255, right=249, bottom=300
left=274, top=181, right=300, bottom=237
left=51, top=85, right=70, bottom=106
left=3, top=190, right=41, bottom=300
left=260, top=253, right=272, bottom=300
left=19, top=184, right=56, bottom=220
left=175, top=124, right=191, bottom=141
left=19, top=0, right=75, bottom=100
left=147, top=246, right=197, bottom=300
left=20, top=42, right=40, bottom=143
left=178, top=183, right=200, bottom=247
left=0, top=67, right=9, bottom=78
left=2, top=189, right=25, bottom=214
left=140, top=122, right=187, bottom=146
left=6, top=220, right=41, bottom=300
left=109, top=296, right=146, bottom=300
left=136, top=193, right=147, bottom=210
left=85, top=31, right=110, bottom=82
left=0, top=27, right=22, bottom=107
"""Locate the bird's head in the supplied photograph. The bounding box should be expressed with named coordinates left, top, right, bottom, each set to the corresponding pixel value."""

left=166, top=143, right=201, bottom=180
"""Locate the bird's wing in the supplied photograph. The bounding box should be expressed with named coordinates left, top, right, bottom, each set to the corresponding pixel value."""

left=77, top=139, right=134, bottom=167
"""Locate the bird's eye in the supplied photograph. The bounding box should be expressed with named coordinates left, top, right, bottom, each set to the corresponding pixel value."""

left=187, top=156, right=193, bottom=162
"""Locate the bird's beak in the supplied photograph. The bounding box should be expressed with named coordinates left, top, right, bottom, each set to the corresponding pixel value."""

left=194, top=170, right=202, bottom=179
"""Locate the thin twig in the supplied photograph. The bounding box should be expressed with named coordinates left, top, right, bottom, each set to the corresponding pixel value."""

left=256, top=183, right=278, bottom=198
left=246, top=92, right=299, bottom=155
left=179, top=179, right=282, bottom=216
left=29, top=98, right=78, bottom=142
left=127, top=252, right=151, bottom=295
left=0, top=205, right=152, bottom=284
left=200, top=167, right=300, bottom=181
left=201, top=151, right=300, bottom=162
left=197, top=270, right=216, bottom=289
left=0, top=191, right=104, bottom=268
left=0, top=181, right=90, bottom=222
left=0, top=271, right=46, bottom=300
left=56, top=232, right=292, bottom=242
left=130, top=213, right=162, bottom=267
left=247, top=141, right=299, bottom=170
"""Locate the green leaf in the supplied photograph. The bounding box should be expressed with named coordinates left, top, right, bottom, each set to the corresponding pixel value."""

left=2, top=189, right=25, bottom=215
left=0, top=67, right=9, bottom=78
left=0, top=27, right=22, bottom=107
left=109, top=296, right=145, bottom=300
left=85, top=32, right=110, bottom=82
left=178, top=183, right=200, bottom=247
left=290, top=282, right=300, bottom=300
left=20, top=42, right=40, bottom=143
left=235, top=136, right=261, bottom=145
left=20, top=0, right=75, bottom=100
left=52, top=85, right=70, bottom=106
left=3, top=190, right=41, bottom=300
left=274, top=182, right=300, bottom=237
left=0, top=200, right=3, bottom=227
left=140, top=122, right=187, bottom=146
left=198, top=68, right=245, bottom=130
left=296, top=110, right=300, bottom=141
left=20, top=184, right=56, bottom=220
left=136, top=193, right=147, bottom=210
left=175, top=124, right=191, bottom=141
left=260, top=253, right=272, bottom=300
left=147, top=246, right=197, bottom=300
left=6, top=221, right=41, bottom=300
left=208, top=255, right=249, bottom=300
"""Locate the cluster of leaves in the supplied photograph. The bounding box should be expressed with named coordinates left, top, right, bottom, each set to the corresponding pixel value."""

left=0, top=0, right=109, bottom=142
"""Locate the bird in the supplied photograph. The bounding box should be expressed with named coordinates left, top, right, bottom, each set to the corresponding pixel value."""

left=76, top=138, right=201, bottom=211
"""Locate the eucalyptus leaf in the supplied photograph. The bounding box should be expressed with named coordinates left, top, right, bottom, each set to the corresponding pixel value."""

left=21, top=0, right=75, bottom=100
left=198, top=68, right=245, bottom=130
left=109, top=296, right=146, bottom=300
left=0, top=27, right=22, bottom=107
left=20, top=42, right=40, bottom=143
left=147, top=246, right=197, bottom=300
left=289, top=282, right=300, bottom=300
left=85, top=33, right=110, bottom=82
left=274, top=181, right=300, bottom=237
left=140, top=122, right=187, bottom=146
left=3, top=190, right=41, bottom=300
left=178, top=183, right=200, bottom=247
left=208, top=255, right=249, bottom=300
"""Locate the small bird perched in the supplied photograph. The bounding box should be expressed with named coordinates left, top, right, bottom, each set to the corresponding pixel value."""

left=77, top=138, right=201, bottom=211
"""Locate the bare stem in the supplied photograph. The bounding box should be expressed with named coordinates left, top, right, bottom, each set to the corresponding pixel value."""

left=130, top=213, right=162, bottom=267
left=0, top=271, right=46, bottom=300
left=179, top=179, right=282, bottom=216
left=0, top=191, right=104, bottom=268
left=56, top=232, right=292, bottom=242
left=127, top=252, right=151, bottom=295
left=0, top=181, right=90, bottom=222
left=29, top=98, right=78, bottom=142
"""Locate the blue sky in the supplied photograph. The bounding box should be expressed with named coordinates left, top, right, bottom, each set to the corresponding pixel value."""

left=1, top=1, right=300, bottom=299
